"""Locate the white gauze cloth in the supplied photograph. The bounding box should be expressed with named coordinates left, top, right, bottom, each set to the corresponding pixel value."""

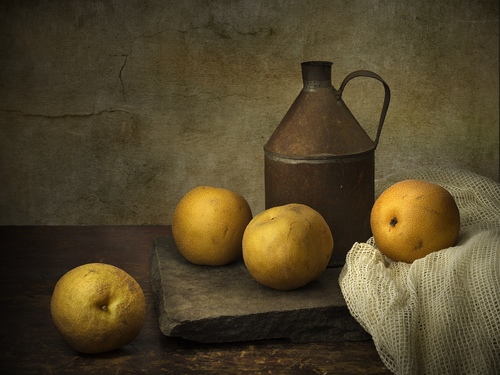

left=339, top=166, right=500, bottom=374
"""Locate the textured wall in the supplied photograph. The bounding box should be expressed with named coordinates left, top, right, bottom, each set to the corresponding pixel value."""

left=1, top=0, right=498, bottom=225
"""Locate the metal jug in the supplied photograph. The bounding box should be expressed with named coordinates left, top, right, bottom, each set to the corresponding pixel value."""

left=264, top=61, right=390, bottom=267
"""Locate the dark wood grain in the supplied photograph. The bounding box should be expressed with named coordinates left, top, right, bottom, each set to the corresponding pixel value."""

left=0, top=226, right=391, bottom=374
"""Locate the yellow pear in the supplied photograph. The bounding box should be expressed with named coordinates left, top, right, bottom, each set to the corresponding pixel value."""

left=370, top=179, right=460, bottom=263
left=50, top=263, right=146, bottom=354
left=242, top=203, right=333, bottom=290
left=172, top=186, right=253, bottom=266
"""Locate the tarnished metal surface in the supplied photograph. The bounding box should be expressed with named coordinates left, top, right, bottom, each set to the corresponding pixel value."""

left=264, top=61, right=390, bottom=266
left=264, top=153, right=374, bottom=267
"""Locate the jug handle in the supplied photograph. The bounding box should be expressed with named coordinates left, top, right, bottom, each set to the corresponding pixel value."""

left=337, top=70, right=391, bottom=149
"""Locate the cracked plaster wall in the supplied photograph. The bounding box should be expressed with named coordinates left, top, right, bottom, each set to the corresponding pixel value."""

left=0, top=0, right=498, bottom=225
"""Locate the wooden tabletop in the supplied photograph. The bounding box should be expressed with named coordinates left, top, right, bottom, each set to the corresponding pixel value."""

left=0, top=226, right=391, bottom=374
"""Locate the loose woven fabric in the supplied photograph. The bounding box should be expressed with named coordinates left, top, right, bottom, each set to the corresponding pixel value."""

left=339, top=166, right=500, bottom=374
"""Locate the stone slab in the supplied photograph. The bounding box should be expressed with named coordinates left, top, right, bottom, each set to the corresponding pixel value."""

left=149, top=236, right=369, bottom=343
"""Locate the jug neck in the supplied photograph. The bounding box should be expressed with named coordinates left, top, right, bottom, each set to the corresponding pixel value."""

left=302, top=61, right=333, bottom=91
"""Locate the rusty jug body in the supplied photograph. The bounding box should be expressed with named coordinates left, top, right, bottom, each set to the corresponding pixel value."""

left=264, top=61, right=390, bottom=267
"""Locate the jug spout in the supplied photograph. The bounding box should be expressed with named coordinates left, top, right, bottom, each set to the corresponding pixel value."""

left=301, top=61, right=333, bottom=90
